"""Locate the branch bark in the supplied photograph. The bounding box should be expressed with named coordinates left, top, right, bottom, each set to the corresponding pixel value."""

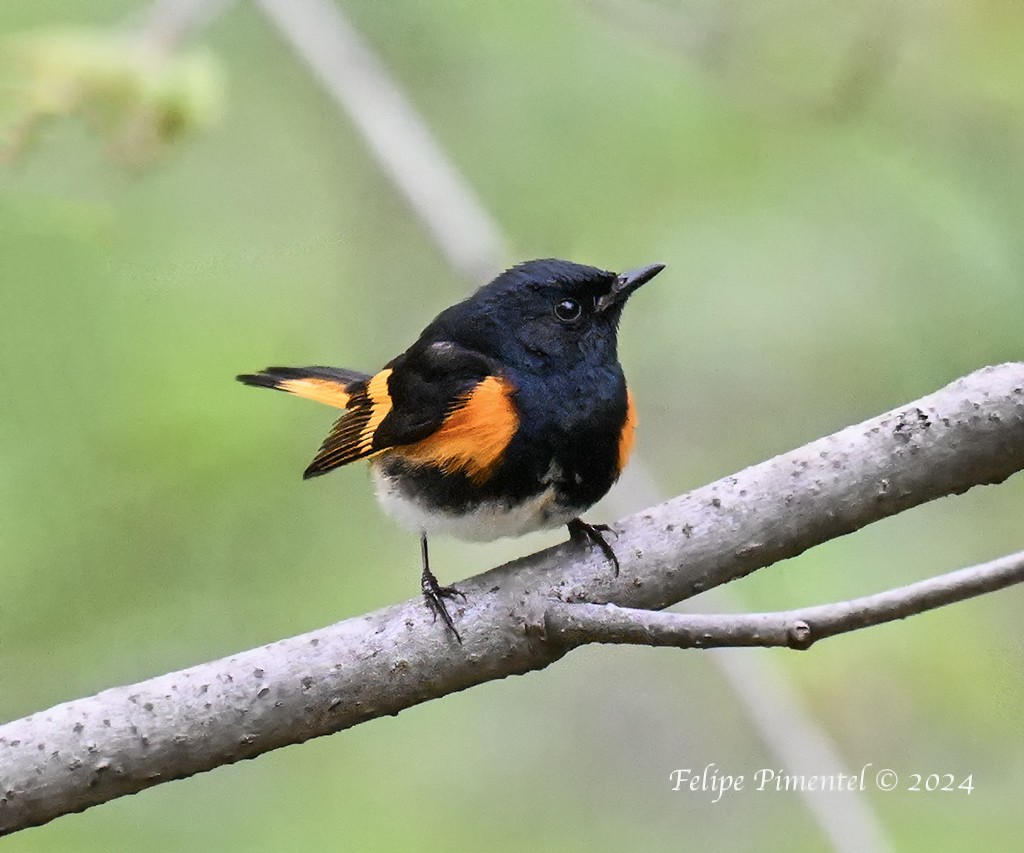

left=2, top=362, right=1024, bottom=835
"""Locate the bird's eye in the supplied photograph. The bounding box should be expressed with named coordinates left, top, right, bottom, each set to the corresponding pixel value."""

left=554, top=298, right=583, bottom=322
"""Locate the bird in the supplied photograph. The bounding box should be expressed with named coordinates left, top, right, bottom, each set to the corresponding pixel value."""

left=237, top=258, right=664, bottom=641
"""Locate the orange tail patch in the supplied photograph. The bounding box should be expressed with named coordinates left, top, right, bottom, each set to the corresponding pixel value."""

left=237, top=366, right=369, bottom=410
left=275, top=377, right=352, bottom=408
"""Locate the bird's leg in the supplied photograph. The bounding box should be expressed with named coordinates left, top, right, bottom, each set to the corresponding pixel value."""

left=420, top=532, right=466, bottom=643
left=566, top=518, right=620, bottom=576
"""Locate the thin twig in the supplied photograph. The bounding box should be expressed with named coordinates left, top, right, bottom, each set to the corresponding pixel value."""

left=544, top=549, right=1024, bottom=649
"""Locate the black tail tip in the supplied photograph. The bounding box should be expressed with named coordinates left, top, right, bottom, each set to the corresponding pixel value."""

left=237, top=372, right=278, bottom=389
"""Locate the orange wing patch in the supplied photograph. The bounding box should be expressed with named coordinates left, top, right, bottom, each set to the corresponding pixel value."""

left=361, top=369, right=394, bottom=449
left=391, top=376, right=518, bottom=484
left=617, top=389, right=637, bottom=474
left=277, top=377, right=353, bottom=409
left=304, top=369, right=394, bottom=477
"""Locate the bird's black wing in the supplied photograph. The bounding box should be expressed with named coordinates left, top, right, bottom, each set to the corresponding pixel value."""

left=304, top=341, right=518, bottom=483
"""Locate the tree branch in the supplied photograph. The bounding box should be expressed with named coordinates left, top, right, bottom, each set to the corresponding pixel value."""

left=2, top=363, right=1023, bottom=836
left=544, top=549, right=1024, bottom=649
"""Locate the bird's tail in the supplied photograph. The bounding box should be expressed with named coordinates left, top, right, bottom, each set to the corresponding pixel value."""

left=236, top=365, right=371, bottom=409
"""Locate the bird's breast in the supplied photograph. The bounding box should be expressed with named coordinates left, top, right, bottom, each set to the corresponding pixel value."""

left=370, top=459, right=582, bottom=540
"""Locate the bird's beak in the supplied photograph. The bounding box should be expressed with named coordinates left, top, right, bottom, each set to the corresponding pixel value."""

left=596, top=263, right=665, bottom=313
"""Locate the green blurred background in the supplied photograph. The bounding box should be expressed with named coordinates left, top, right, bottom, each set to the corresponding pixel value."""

left=2, top=1, right=1023, bottom=850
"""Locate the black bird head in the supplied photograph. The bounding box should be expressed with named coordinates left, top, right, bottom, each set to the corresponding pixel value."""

left=434, top=259, right=664, bottom=372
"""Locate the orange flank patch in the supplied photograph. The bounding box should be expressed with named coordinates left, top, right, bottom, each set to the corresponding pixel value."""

left=617, top=389, right=637, bottom=474
left=278, top=377, right=352, bottom=409
left=393, top=376, right=519, bottom=483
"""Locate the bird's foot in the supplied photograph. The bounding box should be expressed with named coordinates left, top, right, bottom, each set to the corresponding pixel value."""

left=421, top=567, right=466, bottom=643
left=566, top=518, right=620, bottom=576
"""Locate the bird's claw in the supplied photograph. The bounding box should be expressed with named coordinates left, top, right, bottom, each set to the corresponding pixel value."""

left=566, top=518, right=620, bottom=576
left=421, top=571, right=465, bottom=643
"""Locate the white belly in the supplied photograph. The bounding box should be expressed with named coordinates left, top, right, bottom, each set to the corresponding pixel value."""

left=370, top=465, right=579, bottom=541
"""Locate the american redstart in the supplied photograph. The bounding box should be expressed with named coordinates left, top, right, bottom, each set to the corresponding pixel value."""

left=238, top=258, right=663, bottom=641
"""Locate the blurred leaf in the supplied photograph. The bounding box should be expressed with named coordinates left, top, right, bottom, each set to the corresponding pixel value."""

left=1, top=27, right=223, bottom=165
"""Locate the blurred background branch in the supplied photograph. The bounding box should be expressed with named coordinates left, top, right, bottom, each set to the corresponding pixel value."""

left=257, top=0, right=508, bottom=283
left=134, top=0, right=235, bottom=54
